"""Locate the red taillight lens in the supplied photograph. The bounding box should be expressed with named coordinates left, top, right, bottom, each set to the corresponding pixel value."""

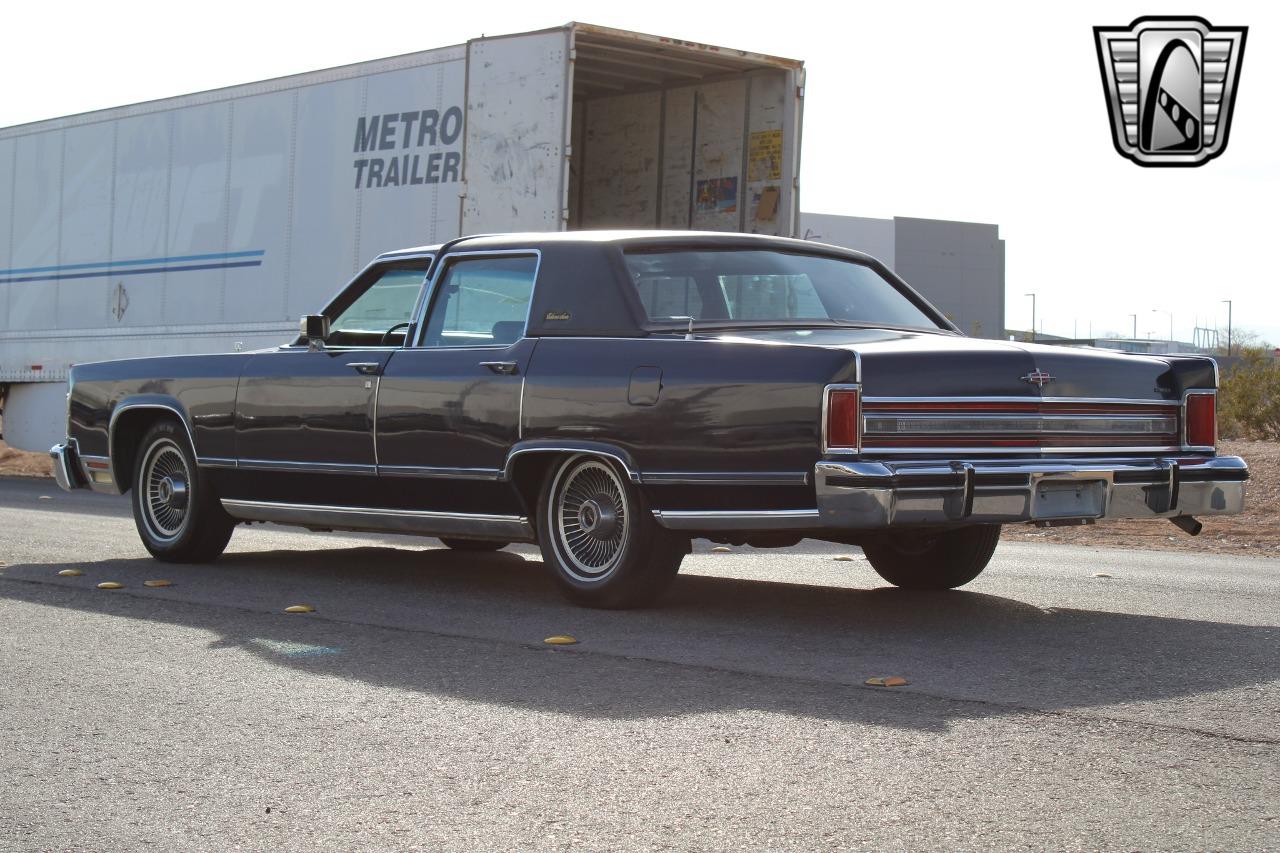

left=826, top=388, right=860, bottom=450
left=1185, top=393, right=1216, bottom=448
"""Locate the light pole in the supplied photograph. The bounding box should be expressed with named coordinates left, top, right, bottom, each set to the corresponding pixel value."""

left=1025, top=293, right=1036, bottom=342
left=1152, top=309, right=1173, bottom=350
left=1128, top=313, right=1138, bottom=340
left=1222, top=299, right=1233, bottom=356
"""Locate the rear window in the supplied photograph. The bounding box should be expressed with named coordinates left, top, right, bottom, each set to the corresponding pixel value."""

left=624, top=249, right=941, bottom=330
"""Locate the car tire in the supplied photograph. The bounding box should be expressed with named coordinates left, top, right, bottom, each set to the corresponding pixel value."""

left=130, top=420, right=235, bottom=563
left=537, top=454, right=689, bottom=609
left=439, top=537, right=509, bottom=552
left=861, top=524, right=1001, bottom=590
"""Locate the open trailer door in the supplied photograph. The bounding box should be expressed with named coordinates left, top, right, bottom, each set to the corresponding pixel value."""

left=460, top=28, right=574, bottom=234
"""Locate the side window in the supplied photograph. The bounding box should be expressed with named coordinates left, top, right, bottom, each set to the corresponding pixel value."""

left=420, top=254, right=537, bottom=348
left=328, top=266, right=429, bottom=346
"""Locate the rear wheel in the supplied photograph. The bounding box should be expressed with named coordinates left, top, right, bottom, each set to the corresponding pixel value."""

left=861, top=524, right=1000, bottom=590
left=439, top=537, right=508, bottom=552
left=130, top=420, right=234, bottom=562
left=537, top=454, right=688, bottom=609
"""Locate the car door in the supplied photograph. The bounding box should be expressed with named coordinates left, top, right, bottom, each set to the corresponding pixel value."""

left=230, top=258, right=431, bottom=502
left=375, top=250, right=539, bottom=512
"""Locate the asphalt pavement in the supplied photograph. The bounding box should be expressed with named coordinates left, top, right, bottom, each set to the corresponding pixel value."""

left=0, top=476, right=1276, bottom=851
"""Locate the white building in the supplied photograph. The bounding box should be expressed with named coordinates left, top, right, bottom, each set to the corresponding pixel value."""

left=800, top=213, right=1005, bottom=340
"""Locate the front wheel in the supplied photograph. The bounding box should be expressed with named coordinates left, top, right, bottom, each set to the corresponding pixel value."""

left=537, top=454, right=688, bottom=609
left=130, top=420, right=234, bottom=562
left=861, top=524, right=1001, bottom=590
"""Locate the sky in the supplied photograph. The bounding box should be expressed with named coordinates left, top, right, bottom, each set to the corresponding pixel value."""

left=2, top=0, right=1275, bottom=346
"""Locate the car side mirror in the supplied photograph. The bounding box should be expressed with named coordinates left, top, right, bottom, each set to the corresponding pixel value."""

left=300, top=314, right=330, bottom=350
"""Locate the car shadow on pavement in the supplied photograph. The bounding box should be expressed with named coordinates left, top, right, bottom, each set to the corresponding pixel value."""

left=2, top=545, right=1277, bottom=734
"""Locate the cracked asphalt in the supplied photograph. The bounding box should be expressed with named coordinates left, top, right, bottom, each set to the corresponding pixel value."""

left=0, top=476, right=1277, bottom=851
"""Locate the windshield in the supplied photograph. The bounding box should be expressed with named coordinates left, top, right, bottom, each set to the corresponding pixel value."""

left=623, top=249, right=943, bottom=330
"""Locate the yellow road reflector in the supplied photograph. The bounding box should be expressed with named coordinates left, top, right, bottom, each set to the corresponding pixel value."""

left=143, top=579, right=172, bottom=588
left=58, top=569, right=84, bottom=577
left=833, top=555, right=856, bottom=562
left=544, top=635, right=578, bottom=645
left=96, top=582, right=124, bottom=590
left=710, top=546, right=732, bottom=553
left=865, top=676, right=909, bottom=687
left=284, top=605, right=315, bottom=614
left=1092, top=572, right=1113, bottom=578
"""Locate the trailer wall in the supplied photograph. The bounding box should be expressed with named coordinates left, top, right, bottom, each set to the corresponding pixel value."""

left=0, top=45, right=470, bottom=384
left=0, top=23, right=804, bottom=451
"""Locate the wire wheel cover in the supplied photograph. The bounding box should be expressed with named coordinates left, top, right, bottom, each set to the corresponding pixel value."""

left=142, top=440, right=190, bottom=540
left=555, top=460, right=630, bottom=578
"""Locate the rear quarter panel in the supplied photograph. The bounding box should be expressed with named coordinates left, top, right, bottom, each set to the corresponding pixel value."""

left=521, top=337, right=855, bottom=475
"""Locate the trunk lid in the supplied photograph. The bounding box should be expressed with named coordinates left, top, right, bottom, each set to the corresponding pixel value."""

left=711, top=328, right=1178, bottom=400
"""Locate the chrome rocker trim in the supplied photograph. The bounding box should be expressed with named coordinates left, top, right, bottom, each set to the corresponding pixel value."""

left=220, top=498, right=533, bottom=541
left=651, top=509, right=821, bottom=530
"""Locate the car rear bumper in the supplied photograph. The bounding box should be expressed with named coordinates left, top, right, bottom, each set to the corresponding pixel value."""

left=814, top=455, right=1249, bottom=529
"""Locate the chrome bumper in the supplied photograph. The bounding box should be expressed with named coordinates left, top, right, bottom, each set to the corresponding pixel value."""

left=49, top=441, right=86, bottom=492
left=815, top=455, right=1248, bottom=529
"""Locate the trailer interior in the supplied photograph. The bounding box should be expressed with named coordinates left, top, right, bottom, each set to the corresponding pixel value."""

left=565, top=24, right=803, bottom=236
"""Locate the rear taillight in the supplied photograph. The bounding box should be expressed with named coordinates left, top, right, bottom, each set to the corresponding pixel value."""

left=1185, top=393, right=1216, bottom=448
left=825, top=387, right=860, bottom=451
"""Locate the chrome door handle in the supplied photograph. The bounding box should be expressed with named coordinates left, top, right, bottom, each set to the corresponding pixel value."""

left=346, top=362, right=381, bottom=376
left=480, top=361, right=519, bottom=375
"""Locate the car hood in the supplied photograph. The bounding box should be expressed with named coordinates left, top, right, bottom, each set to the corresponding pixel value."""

left=707, top=328, right=1197, bottom=401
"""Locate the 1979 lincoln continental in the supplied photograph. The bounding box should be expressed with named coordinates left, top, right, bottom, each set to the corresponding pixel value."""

left=51, top=232, right=1249, bottom=608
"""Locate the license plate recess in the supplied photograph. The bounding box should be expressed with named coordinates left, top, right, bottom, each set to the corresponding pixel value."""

left=1031, top=478, right=1106, bottom=519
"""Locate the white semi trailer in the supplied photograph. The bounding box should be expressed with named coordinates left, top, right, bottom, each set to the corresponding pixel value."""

left=0, top=22, right=804, bottom=450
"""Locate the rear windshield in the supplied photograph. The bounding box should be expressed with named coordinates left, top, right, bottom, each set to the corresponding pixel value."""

left=623, top=249, right=942, bottom=330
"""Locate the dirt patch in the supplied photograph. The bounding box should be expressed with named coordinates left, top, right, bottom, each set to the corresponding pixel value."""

left=0, top=438, right=52, bottom=478
left=1002, top=440, right=1279, bottom=558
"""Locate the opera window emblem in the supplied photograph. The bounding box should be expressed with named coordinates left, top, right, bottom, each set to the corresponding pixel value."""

left=1094, top=17, right=1247, bottom=167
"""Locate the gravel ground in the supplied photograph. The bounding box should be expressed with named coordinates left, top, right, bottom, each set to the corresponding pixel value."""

left=1, top=480, right=1278, bottom=851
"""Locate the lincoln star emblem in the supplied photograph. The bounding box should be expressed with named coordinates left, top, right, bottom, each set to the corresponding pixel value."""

left=1022, top=370, right=1055, bottom=387
left=1094, top=16, right=1247, bottom=167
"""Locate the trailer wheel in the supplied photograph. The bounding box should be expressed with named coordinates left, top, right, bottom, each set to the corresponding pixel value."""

left=861, top=524, right=1001, bottom=590
left=537, top=454, right=687, bottom=609
left=130, top=420, right=234, bottom=562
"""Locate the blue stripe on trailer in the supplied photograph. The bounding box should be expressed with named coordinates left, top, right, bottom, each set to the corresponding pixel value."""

left=0, top=259, right=263, bottom=285
left=0, top=250, right=266, bottom=277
